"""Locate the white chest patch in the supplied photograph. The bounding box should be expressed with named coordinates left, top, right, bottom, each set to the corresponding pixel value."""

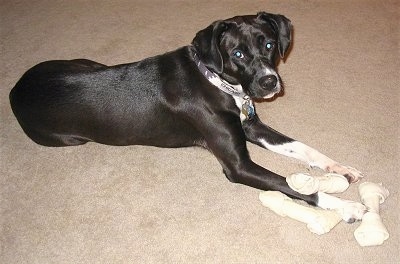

left=232, top=95, right=247, bottom=122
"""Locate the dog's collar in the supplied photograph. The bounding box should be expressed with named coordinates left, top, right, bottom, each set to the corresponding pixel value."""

left=193, top=52, right=255, bottom=120
left=193, top=53, right=245, bottom=97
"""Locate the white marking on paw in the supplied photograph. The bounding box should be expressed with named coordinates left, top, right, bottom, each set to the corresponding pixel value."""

left=328, top=164, right=364, bottom=183
left=317, top=192, right=366, bottom=222
left=258, top=140, right=334, bottom=167
left=258, top=140, right=363, bottom=182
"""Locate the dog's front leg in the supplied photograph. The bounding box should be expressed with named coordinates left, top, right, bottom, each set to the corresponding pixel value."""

left=242, top=115, right=363, bottom=183
left=198, top=116, right=319, bottom=205
left=204, top=116, right=365, bottom=222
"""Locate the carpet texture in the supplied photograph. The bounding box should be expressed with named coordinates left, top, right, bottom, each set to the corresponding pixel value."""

left=1, top=0, right=399, bottom=263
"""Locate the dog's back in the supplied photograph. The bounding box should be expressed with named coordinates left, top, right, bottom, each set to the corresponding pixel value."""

left=10, top=48, right=202, bottom=147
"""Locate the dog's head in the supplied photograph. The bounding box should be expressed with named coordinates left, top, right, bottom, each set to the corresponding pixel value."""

left=192, top=12, right=292, bottom=99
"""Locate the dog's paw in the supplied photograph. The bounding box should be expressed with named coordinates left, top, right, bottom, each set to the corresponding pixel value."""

left=336, top=200, right=367, bottom=223
left=328, top=164, right=363, bottom=183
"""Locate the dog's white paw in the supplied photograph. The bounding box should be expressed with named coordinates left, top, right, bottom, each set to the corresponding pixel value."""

left=328, top=164, right=364, bottom=183
left=317, top=192, right=367, bottom=223
left=336, top=200, right=367, bottom=223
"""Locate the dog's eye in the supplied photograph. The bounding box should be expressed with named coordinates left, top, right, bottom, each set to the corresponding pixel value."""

left=266, top=43, right=274, bottom=50
left=233, top=50, right=244, bottom=59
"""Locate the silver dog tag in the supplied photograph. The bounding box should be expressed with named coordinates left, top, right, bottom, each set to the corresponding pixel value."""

left=241, top=96, right=255, bottom=120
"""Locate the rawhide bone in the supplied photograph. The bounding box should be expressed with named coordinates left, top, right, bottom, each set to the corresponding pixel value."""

left=354, top=182, right=389, bottom=246
left=259, top=191, right=341, bottom=235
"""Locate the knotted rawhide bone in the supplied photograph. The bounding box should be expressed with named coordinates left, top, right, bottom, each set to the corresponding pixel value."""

left=286, top=173, right=349, bottom=195
left=354, top=182, right=389, bottom=246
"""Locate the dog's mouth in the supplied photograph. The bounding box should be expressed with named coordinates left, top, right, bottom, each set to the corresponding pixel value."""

left=247, top=80, right=282, bottom=100
left=263, top=92, right=278, bottom=99
left=257, top=91, right=281, bottom=101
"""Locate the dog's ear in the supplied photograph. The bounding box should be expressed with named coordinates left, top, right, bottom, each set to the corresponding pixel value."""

left=192, top=21, right=229, bottom=74
left=257, top=12, right=292, bottom=59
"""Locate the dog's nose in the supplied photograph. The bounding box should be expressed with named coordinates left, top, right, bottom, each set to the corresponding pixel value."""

left=259, top=75, right=278, bottom=90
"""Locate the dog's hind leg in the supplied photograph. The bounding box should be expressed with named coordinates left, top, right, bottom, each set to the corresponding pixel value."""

left=20, top=126, right=89, bottom=147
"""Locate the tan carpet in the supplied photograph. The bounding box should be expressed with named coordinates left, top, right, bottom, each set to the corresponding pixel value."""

left=1, top=0, right=399, bottom=263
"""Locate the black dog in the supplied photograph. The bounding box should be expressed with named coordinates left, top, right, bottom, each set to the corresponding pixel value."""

left=10, top=12, right=365, bottom=222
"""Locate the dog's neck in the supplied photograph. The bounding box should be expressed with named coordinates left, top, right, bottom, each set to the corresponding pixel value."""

left=192, top=51, right=255, bottom=121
